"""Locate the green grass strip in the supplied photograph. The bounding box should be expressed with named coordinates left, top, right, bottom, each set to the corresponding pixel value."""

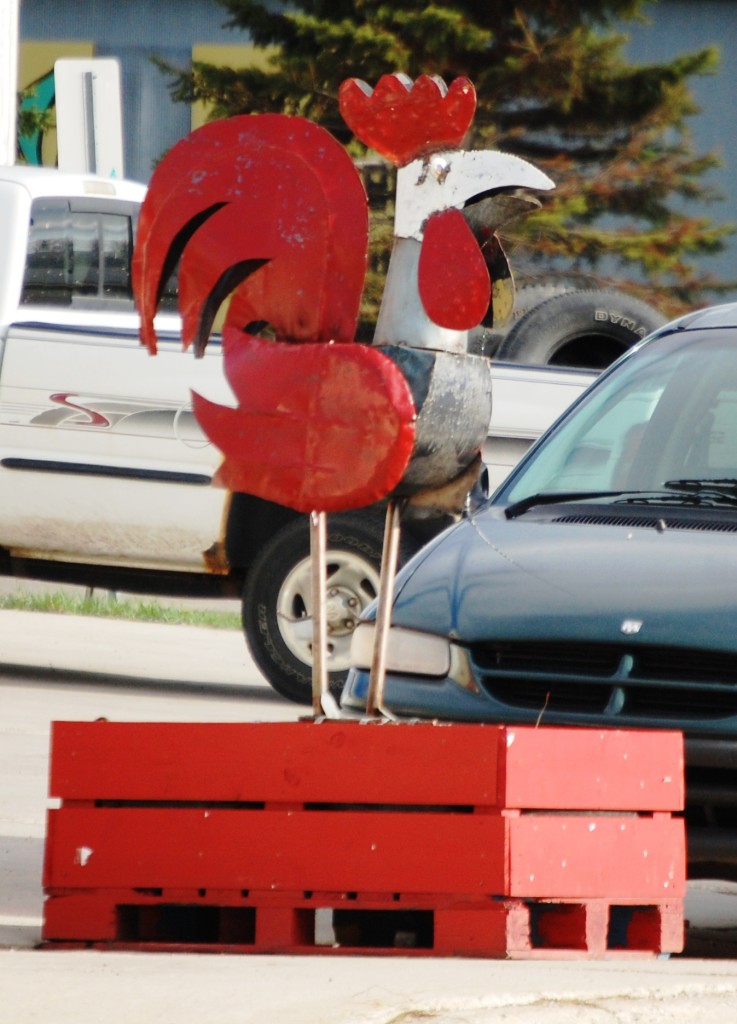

left=0, top=591, right=240, bottom=630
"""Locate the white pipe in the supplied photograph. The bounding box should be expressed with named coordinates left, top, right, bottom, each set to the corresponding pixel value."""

left=0, top=0, right=20, bottom=166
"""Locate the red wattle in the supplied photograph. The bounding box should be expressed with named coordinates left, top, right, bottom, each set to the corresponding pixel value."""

left=418, top=209, right=491, bottom=330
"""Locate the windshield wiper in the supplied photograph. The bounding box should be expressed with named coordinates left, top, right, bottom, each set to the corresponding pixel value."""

left=505, top=480, right=737, bottom=520
left=663, top=479, right=737, bottom=507
left=505, top=490, right=635, bottom=519
left=503, top=486, right=719, bottom=519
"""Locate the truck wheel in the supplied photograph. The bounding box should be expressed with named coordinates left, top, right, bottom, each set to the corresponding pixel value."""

left=494, top=289, right=667, bottom=370
left=242, top=511, right=417, bottom=705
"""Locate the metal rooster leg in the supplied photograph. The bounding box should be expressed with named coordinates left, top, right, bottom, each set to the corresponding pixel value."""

left=339, top=74, right=554, bottom=716
left=309, top=510, right=328, bottom=714
left=365, top=498, right=403, bottom=717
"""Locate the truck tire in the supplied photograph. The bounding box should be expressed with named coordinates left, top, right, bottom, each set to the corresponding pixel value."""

left=494, top=289, right=667, bottom=370
left=242, top=511, right=418, bottom=705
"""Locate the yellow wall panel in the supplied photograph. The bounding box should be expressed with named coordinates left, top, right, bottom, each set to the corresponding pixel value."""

left=20, top=40, right=94, bottom=90
left=191, top=44, right=278, bottom=129
left=19, top=41, right=94, bottom=165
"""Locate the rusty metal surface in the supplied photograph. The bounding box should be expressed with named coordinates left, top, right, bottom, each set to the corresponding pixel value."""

left=310, top=510, right=328, bottom=712
left=365, top=501, right=403, bottom=718
left=387, top=348, right=492, bottom=497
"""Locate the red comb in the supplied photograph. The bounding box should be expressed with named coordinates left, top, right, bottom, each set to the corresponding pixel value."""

left=339, top=74, right=476, bottom=166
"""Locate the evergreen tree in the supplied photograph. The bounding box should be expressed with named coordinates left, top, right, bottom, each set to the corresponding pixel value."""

left=159, top=0, right=733, bottom=326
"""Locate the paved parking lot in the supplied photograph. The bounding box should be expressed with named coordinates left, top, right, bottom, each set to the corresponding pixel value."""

left=3, top=607, right=737, bottom=1022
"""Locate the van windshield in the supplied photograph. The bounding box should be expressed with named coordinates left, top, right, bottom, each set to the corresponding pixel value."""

left=499, top=330, right=737, bottom=505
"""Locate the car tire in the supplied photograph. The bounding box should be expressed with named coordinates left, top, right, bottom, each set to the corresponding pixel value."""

left=494, top=288, right=668, bottom=370
left=242, top=511, right=419, bottom=705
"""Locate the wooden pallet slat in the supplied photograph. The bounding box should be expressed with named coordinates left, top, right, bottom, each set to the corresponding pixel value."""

left=44, top=807, right=508, bottom=894
left=47, top=720, right=684, bottom=810
left=44, top=807, right=684, bottom=900
left=499, top=726, right=684, bottom=811
left=48, top=720, right=501, bottom=806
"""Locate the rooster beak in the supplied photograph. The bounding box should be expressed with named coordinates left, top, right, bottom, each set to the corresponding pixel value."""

left=395, top=148, right=555, bottom=242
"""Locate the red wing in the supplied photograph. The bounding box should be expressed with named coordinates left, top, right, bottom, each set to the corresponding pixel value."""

left=192, top=329, right=416, bottom=513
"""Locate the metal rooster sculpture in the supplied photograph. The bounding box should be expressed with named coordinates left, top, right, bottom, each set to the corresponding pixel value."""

left=133, top=74, right=554, bottom=715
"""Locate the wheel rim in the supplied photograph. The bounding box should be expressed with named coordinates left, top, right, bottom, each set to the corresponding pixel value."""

left=275, top=549, right=381, bottom=671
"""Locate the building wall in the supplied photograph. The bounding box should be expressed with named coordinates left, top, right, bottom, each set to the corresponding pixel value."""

left=20, top=0, right=245, bottom=181
left=19, top=0, right=737, bottom=299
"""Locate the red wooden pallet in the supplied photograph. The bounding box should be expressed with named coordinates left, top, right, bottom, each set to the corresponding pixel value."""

left=42, top=720, right=686, bottom=957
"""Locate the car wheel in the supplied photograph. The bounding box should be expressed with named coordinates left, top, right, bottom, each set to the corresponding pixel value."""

left=494, top=288, right=667, bottom=370
left=242, top=511, right=418, bottom=705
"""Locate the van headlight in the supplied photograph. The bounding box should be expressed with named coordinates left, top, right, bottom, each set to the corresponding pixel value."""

left=350, top=622, right=451, bottom=677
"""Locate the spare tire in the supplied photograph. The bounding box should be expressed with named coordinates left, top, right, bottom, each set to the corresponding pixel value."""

left=468, top=283, right=572, bottom=358
left=494, top=289, right=668, bottom=370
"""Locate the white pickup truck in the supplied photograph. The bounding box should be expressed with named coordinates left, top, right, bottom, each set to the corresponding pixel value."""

left=0, top=164, right=611, bottom=702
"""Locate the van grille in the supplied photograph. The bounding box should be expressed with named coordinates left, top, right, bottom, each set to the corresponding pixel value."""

left=470, top=641, right=737, bottom=721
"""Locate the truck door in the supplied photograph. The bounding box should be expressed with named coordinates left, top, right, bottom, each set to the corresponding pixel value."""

left=0, top=196, right=231, bottom=570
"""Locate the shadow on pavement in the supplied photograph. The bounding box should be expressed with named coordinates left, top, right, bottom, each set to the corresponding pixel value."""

left=0, top=661, right=289, bottom=704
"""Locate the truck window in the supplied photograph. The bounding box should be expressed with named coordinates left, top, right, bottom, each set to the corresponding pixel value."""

left=21, top=199, right=135, bottom=308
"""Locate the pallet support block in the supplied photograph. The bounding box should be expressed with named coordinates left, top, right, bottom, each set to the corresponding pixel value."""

left=42, top=720, right=686, bottom=957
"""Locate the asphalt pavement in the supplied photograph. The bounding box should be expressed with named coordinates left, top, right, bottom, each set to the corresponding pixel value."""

left=3, top=606, right=737, bottom=1023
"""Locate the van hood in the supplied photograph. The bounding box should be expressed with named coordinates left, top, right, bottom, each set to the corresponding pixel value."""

left=392, top=509, right=737, bottom=651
